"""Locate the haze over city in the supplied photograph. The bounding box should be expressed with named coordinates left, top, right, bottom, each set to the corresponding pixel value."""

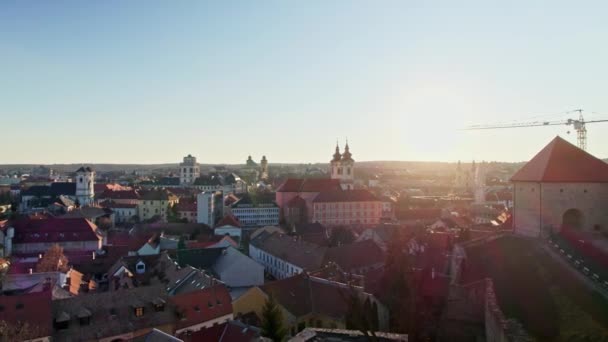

left=3, top=1, right=608, bottom=164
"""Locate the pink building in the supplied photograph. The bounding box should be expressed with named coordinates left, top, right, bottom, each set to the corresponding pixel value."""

left=276, top=178, right=341, bottom=223
left=312, top=190, right=383, bottom=227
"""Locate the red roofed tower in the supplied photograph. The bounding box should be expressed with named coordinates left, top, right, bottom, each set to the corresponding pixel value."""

left=512, top=136, right=608, bottom=237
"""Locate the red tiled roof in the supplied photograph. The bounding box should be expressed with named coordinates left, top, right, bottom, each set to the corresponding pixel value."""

left=176, top=200, right=197, bottom=212
left=277, top=178, right=341, bottom=193
left=12, top=217, right=100, bottom=244
left=313, top=189, right=379, bottom=203
left=170, top=284, right=233, bottom=330
left=216, top=214, right=241, bottom=228
left=99, top=189, right=140, bottom=200
left=182, top=321, right=259, bottom=342
left=0, top=290, right=53, bottom=338
left=511, top=136, right=608, bottom=182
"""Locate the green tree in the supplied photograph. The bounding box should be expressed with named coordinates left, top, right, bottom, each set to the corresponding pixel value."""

left=261, top=294, right=287, bottom=342
left=177, top=235, right=186, bottom=250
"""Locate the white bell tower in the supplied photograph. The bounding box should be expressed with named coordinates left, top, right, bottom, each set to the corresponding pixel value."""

left=75, top=166, right=95, bottom=206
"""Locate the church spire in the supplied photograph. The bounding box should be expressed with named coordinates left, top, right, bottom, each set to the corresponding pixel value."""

left=342, top=138, right=353, bottom=161
left=332, top=140, right=341, bottom=162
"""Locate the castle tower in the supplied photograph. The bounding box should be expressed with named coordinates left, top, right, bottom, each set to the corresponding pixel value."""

left=260, top=156, right=269, bottom=181
left=180, top=154, right=200, bottom=185
left=75, top=166, right=95, bottom=206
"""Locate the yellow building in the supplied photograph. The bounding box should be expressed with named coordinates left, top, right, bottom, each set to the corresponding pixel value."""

left=138, top=189, right=178, bottom=222
left=233, top=273, right=389, bottom=337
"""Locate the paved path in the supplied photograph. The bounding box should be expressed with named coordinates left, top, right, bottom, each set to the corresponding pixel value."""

left=540, top=243, right=608, bottom=299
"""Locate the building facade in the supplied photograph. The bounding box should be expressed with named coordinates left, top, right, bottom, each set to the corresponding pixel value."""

left=312, top=190, right=383, bottom=227
left=179, top=154, right=200, bottom=185
left=231, top=194, right=279, bottom=228
left=196, top=192, right=215, bottom=225
left=75, top=167, right=95, bottom=206
left=512, top=136, right=608, bottom=237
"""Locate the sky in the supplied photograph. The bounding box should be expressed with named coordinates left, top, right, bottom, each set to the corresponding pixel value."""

left=2, top=1, right=608, bottom=164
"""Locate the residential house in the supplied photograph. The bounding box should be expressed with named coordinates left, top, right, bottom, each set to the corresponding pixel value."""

left=214, top=214, right=242, bottom=241
left=170, top=284, right=234, bottom=335
left=100, top=200, right=138, bottom=224
left=233, top=273, right=389, bottom=336
left=323, top=239, right=385, bottom=275
left=0, top=290, right=53, bottom=342
left=138, top=189, right=178, bottom=222
left=11, top=217, right=102, bottom=254
left=176, top=200, right=197, bottom=223
left=52, top=285, right=175, bottom=341
left=249, top=232, right=327, bottom=279
left=177, top=246, right=264, bottom=290
left=180, top=320, right=262, bottom=342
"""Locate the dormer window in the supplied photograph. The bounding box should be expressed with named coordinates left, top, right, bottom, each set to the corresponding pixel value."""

left=135, top=261, right=146, bottom=274
left=134, top=306, right=144, bottom=317
left=79, top=177, right=83, bottom=183
left=153, top=298, right=166, bottom=312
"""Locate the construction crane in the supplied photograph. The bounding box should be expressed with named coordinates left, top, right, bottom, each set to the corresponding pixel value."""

left=464, top=109, right=608, bottom=151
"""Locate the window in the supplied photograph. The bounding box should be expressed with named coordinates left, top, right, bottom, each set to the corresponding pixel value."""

left=79, top=316, right=91, bottom=326
left=134, top=307, right=144, bottom=317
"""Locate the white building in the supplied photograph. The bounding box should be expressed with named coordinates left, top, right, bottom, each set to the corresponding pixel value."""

left=179, top=154, right=200, bottom=185
left=197, top=192, right=215, bottom=225
left=231, top=194, right=279, bottom=228
left=75, top=166, right=95, bottom=206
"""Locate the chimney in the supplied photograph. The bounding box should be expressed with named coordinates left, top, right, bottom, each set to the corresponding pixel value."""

left=92, top=251, right=96, bottom=260
left=29, top=268, right=33, bottom=274
left=432, top=268, right=435, bottom=280
left=38, top=254, right=43, bottom=259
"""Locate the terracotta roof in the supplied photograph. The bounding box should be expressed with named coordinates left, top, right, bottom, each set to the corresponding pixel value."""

left=216, top=214, right=241, bottom=228
left=12, top=217, right=100, bottom=244
left=99, top=189, right=140, bottom=200
left=182, top=320, right=260, bottom=342
left=511, top=136, right=608, bottom=182
left=0, top=290, right=53, bottom=338
left=176, top=200, right=197, bottom=212
left=276, top=178, right=341, bottom=193
left=313, top=189, right=379, bottom=203
left=170, top=284, right=233, bottom=330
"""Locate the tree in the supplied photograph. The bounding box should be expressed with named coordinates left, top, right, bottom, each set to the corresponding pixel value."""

left=381, top=229, right=416, bottom=335
left=343, top=287, right=378, bottom=341
left=0, top=321, right=41, bottom=342
left=261, top=294, right=287, bottom=342
left=177, top=235, right=187, bottom=250
left=36, top=244, right=69, bottom=273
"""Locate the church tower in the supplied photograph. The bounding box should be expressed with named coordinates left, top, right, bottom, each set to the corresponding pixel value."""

left=330, top=142, right=342, bottom=180
left=260, top=156, right=269, bottom=181
left=75, top=166, right=95, bottom=206
left=329, top=141, right=355, bottom=190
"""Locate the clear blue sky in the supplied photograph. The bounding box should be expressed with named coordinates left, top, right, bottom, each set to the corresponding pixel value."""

left=2, top=1, right=608, bottom=164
